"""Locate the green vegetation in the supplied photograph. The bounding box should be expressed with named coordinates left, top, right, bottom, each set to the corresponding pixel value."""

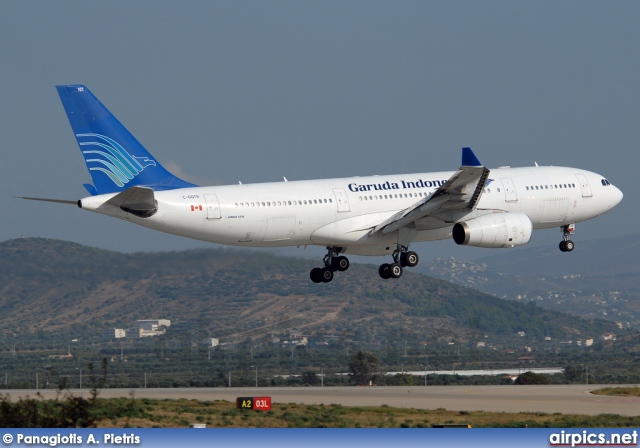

left=0, top=238, right=638, bottom=428
left=349, top=350, right=379, bottom=385
left=514, top=371, right=551, bottom=385
left=592, top=387, right=640, bottom=397
left=0, top=360, right=109, bottom=427
left=0, top=238, right=637, bottom=388
left=0, top=237, right=619, bottom=340
left=2, top=394, right=640, bottom=428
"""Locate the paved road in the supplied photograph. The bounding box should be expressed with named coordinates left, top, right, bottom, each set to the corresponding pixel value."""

left=3, top=385, right=638, bottom=416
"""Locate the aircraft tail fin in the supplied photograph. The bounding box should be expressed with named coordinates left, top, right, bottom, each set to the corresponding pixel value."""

left=56, top=85, right=198, bottom=195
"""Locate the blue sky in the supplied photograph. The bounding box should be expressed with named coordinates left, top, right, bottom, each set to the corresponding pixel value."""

left=1, top=1, right=636, bottom=262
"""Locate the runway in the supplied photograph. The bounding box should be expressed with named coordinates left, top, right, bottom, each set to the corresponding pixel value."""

left=4, top=385, right=639, bottom=416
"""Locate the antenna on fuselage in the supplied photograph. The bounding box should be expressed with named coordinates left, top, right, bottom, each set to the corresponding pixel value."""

left=283, top=177, right=288, bottom=182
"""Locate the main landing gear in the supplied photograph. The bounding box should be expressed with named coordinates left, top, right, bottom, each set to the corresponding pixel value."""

left=379, top=246, right=419, bottom=280
left=310, top=247, right=349, bottom=283
left=559, top=223, right=575, bottom=252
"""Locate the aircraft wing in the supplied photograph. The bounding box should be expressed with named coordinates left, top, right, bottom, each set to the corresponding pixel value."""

left=374, top=148, right=490, bottom=234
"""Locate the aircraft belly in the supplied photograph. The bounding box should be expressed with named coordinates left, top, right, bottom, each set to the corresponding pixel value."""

left=220, top=216, right=266, bottom=243
left=342, top=245, right=395, bottom=256
left=415, top=227, right=452, bottom=242
left=310, top=213, right=396, bottom=245
left=262, top=215, right=296, bottom=242
left=414, top=217, right=449, bottom=231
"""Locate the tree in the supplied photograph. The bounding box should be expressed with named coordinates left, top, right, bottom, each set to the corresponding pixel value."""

left=301, top=371, right=318, bottom=385
left=349, top=350, right=379, bottom=385
left=564, top=365, right=583, bottom=383
left=377, top=373, right=416, bottom=386
left=514, top=371, right=551, bottom=385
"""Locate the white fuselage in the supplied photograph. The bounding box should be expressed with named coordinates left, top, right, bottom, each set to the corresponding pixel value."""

left=80, top=165, right=623, bottom=256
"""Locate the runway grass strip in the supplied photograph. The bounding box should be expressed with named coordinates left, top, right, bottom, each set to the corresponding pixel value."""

left=591, top=387, right=640, bottom=397
left=91, top=398, right=639, bottom=428
left=3, top=393, right=638, bottom=428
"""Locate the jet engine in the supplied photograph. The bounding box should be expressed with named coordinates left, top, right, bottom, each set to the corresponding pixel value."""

left=452, top=212, right=533, bottom=248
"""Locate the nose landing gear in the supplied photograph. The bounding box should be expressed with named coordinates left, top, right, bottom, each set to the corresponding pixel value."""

left=310, top=247, right=349, bottom=283
left=379, top=246, right=419, bottom=279
left=559, top=224, right=575, bottom=252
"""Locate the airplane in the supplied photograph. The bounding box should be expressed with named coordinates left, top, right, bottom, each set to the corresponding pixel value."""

left=24, top=85, right=623, bottom=283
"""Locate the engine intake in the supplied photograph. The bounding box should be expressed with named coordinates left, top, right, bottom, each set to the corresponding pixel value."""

left=452, top=212, right=532, bottom=248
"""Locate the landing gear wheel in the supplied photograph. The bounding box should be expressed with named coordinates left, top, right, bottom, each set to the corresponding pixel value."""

left=379, top=263, right=391, bottom=279
left=310, top=267, right=323, bottom=283
left=559, top=240, right=575, bottom=252
left=320, top=267, right=334, bottom=283
left=389, top=262, right=403, bottom=279
left=332, top=256, right=350, bottom=272
left=401, top=251, right=419, bottom=268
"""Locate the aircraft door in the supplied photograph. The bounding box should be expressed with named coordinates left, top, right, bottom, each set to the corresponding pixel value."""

left=333, top=188, right=350, bottom=212
left=575, top=173, right=593, bottom=197
left=204, top=194, right=222, bottom=220
left=500, top=178, right=518, bottom=202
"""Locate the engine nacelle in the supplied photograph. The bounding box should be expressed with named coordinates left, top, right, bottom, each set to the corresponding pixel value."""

left=452, top=212, right=533, bottom=248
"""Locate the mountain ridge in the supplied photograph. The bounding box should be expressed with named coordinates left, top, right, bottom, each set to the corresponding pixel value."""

left=0, top=238, right=619, bottom=349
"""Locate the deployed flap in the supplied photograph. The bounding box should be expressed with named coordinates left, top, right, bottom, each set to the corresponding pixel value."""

left=106, top=186, right=157, bottom=218
left=375, top=148, right=490, bottom=235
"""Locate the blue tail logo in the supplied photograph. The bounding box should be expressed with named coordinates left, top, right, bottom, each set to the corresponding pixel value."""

left=56, top=84, right=198, bottom=195
left=77, top=133, right=156, bottom=188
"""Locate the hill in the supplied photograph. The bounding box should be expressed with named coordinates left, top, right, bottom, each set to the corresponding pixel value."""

left=475, top=234, right=640, bottom=277
left=0, top=238, right=618, bottom=349
left=417, top=234, right=640, bottom=328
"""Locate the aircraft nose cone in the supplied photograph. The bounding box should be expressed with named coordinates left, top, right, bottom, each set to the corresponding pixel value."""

left=611, top=185, right=623, bottom=207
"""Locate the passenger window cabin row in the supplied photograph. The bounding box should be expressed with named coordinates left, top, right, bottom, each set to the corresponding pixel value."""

left=232, top=179, right=607, bottom=209
left=525, top=183, right=576, bottom=191
left=235, top=198, right=333, bottom=208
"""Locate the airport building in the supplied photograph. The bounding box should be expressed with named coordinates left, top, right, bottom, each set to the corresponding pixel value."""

left=202, top=337, right=220, bottom=347
left=103, top=328, right=126, bottom=339
left=131, top=319, right=171, bottom=338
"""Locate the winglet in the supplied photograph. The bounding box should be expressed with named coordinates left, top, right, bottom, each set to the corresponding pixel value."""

left=461, top=147, right=482, bottom=167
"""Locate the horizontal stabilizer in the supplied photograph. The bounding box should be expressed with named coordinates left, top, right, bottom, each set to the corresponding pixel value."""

left=20, top=197, right=77, bottom=205
left=106, top=186, right=157, bottom=218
